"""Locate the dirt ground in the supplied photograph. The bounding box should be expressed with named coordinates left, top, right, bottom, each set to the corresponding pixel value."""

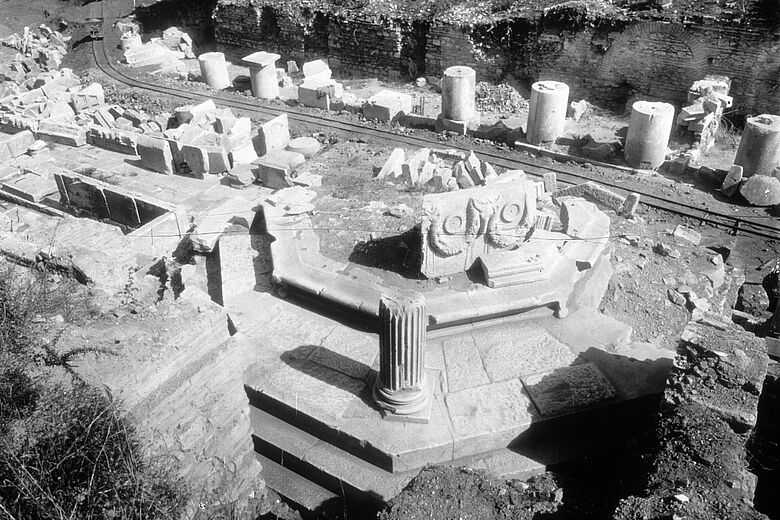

left=3, top=1, right=780, bottom=518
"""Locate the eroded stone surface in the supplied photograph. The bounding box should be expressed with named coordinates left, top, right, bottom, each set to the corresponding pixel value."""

left=420, top=171, right=536, bottom=277
left=523, top=362, right=616, bottom=417
left=477, top=323, right=577, bottom=381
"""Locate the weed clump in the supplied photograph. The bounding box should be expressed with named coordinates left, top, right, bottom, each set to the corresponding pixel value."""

left=0, top=261, right=187, bottom=519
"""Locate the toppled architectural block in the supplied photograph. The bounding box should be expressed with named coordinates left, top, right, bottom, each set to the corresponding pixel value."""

left=476, top=242, right=558, bottom=288
left=88, top=126, right=138, bottom=155
left=559, top=198, right=611, bottom=269
left=0, top=130, right=35, bottom=159
left=254, top=150, right=305, bottom=189
left=400, top=148, right=431, bottom=185
left=363, top=91, right=413, bottom=122
left=256, top=113, right=290, bottom=156
left=181, top=144, right=210, bottom=178
left=286, top=136, right=321, bottom=159
left=124, top=43, right=181, bottom=69
left=71, top=82, right=105, bottom=114
left=740, top=175, right=780, bottom=206
left=721, top=165, right=743, bottom=196
left=204, top=145, right=230, bottom=173
left=302, top=59, right=331, bottom=81
left=420, top=171, right=536, bottom=277
left=298, top=79, right=343, bottom=110
left=1, top=172, right=58, bottom=202
left=136, top=134, right=174, bottom=175
left=553, top=181, right=627, bottom=215
left=377, top=148, right=405, bottom=180
left=36, top=119, right=86, bottom=146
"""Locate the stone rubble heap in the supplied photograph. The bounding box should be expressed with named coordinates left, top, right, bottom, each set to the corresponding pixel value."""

left=376, top=148, right=500, bottom=192
left=121, top=25, right=195, bottom=77
left=0, top=25, right=70, bottom=75
left=676, top=75, right=732, bottom=152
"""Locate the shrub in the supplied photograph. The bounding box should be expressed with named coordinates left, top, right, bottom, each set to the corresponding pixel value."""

left=0, top=262, right=187, bottom=520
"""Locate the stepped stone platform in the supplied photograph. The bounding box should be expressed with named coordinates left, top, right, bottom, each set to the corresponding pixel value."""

left=220, top=229, right=677, bottom=509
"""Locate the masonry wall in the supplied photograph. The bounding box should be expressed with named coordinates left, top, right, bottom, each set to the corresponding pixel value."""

left=213, top=1, right=779, bottom=116
left=327, top=17, right=404, bottom=79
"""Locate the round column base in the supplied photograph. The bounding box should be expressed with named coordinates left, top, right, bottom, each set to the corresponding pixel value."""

left=373, top=377, right=430, bottom=418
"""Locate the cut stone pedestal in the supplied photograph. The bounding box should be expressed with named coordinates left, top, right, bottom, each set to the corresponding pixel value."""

left=198, top=52, right=231, bottom=90
left=624, top=101, right=675, bottom=169
left=526, top=81, right=569, bottom=145
left=242, top=51, right=280, bottom=99
left=374, top=291, right=432, bottom=423
left=441, top=66, right=476, bottom=121
left=734, top=114, right=780, bottom=178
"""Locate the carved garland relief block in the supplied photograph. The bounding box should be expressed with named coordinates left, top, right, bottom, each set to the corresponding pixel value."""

left=420, top=171, right=536, bottom=278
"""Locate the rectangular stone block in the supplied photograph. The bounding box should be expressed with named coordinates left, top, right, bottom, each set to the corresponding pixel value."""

left=88, top=127, right=138, bottom=155
left=255, top=159, right=292, bottom=189
left=37, top=119, right=87, bottom=146
left=70, top=82, right=105, bottom=114
left=204, top=145, right=230, bottom=174
left=2, top=130, right=35, bottom=158
left=1, top=173, right=58, bottom=202
left=181, top=144, right=210, bottom=178
left=363, top=90, right=413, bottom=122
left=136, top=134, right=174, bottom=175
left=257, top=113, right=290, bottom=156
left=297, top=79, right=343, bottom=110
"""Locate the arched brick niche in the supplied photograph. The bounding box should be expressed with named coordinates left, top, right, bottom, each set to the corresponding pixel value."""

left=598, top=22, right=709, bottom=105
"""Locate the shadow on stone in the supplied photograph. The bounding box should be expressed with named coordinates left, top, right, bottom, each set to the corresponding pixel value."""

left=347, top=228, right=422, bottom=280
left=280, top=344, right=378, bottom=410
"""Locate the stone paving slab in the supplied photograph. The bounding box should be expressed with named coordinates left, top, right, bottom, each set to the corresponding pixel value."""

left=442, top=334, right=490, bottom=392
left=445, top=378, right=537, bottom=460
left=476, top=322, right=577, bottom=381
left=311, top=326, right=378, bottom=381
left=522, top=362, right=617, bottom=418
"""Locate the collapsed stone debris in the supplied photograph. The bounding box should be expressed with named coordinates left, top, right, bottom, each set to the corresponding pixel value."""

left=676, top=76, right=732, bottom=153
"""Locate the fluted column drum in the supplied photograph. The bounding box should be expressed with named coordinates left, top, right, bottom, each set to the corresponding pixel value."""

left=373, top=291, right=428, bottom=416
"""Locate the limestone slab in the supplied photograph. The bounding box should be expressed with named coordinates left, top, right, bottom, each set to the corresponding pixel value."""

left=445, top=379, right=536, bottom=458
left=136, top=134, right=174, bottom=175
left=1, top=173, right=58, bottom=202
left=311, top=326, right=378, bottom=381
left=442, top=335, right=490, bottom=392
left=257, top=114, right=290, bottom=156
left=522, top=362, right=616, bottom=417
left=543, top=307, right=633, bottom=354
left=477, top=323, right=577, bottom=382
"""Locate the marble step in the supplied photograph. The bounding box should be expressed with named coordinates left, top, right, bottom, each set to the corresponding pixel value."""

left=250, top=406, right=417, bottom=510
left=255, top=453, right=340, bottom=513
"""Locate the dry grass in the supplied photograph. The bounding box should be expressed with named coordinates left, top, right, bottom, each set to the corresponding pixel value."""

left=0, top=261, right=187, bottom=520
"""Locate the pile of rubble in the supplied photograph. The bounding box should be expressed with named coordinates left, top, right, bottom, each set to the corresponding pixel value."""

left=1, top=25, right=70, bottom=74
left=475, top=82, right=528, bottom=115
left=120, top=24, right=195, bottom=77
left=676, top=75, right=732, bottom=152
left=376, top=148, right=500, bottom=192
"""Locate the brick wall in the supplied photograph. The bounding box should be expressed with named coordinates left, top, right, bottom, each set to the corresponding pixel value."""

left=213, top=1, right=779, bottom=116
left=328, top=17, right=403, bottom=79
